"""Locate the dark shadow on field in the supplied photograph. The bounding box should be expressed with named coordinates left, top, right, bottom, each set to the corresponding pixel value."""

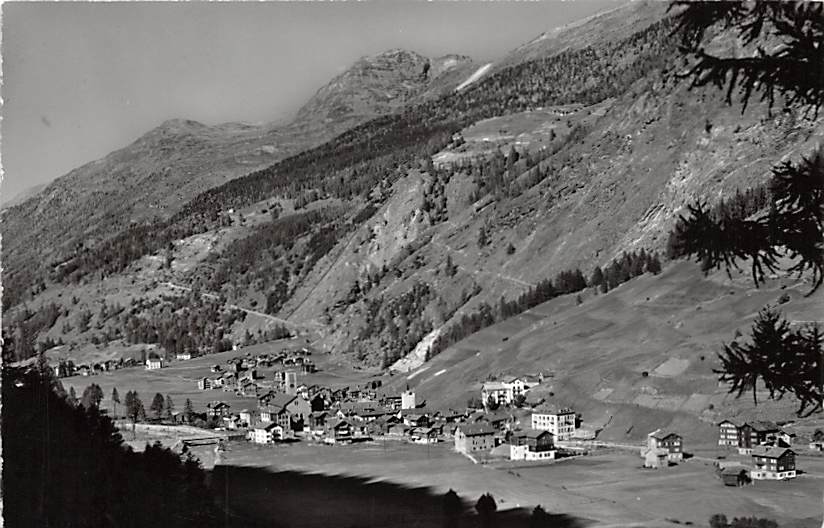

left=210, top=464, right=593, bottom=528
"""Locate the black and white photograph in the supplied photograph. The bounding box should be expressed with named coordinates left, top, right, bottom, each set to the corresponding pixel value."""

left=1, top=1, right=823, bottom=527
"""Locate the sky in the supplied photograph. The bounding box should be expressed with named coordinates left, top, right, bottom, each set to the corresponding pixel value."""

left=1, top=0, right=619, bottom=202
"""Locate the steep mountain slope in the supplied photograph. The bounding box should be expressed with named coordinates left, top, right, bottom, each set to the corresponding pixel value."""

left=499, top=0, right=670, bottom=69
left=0, top=49, right=474, bottom=311
left=283, top=58, right=822, bottom=366
left=385, top=261, right=823, bottom=443
left=5, top=0, right=822, bottom=406
left=295, top=49, right=474, bottom=125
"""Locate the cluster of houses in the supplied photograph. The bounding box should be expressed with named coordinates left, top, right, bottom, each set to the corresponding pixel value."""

left=480, top=375, right=544, bottom=406
left=716, top=419, right=798, bottom=481
left=52, top=357, right=142, bottom=378
left=195, top=349, right=317, bottom=397
left=452, top=405, right=578, bottom=462
left=640, top=418, right=803, bottom=482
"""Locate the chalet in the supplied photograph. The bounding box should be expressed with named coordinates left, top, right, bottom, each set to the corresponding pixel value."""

left=531, top=408, right=576, bottom=441
left=239, top=409, right=255, bottom=426
left=509, top=429, right=555, bottom=461
left=750, top=446, right=796, bottom=480
left=325, top=418, right=353, bottom=443
left=238, top=380, right=258, bottom=397
left=383, top=395, right=402, bottom=410
left=719, top=466, right=751, bottom=487
left=197, top=377, right=212, bottom=391
left=403, top=413, right=429, bottom=428
left=643, top=448, right=670, bottom=469
left=209, top=376, right=224, bottom=389
left=388, top=424, right=410, bottom=437
left=211, top=364, right=222, bottom=373
left=454, top=423, right=496, bottom=454
left=718, top=419, right=742, bottom=447
left=309, top=411, right=328, bottom=432
left=207, top=401, right=231, bottom=419
left=145, top=358, right=164, bottom=370
left=647, top=429, right=683, bottom=461
left=738, top=421, right=781, bottom=454
left=250, top=422, right=286, bottom=444
left=223, top=415, right=242, bottom=430
left=410, top=427, right=439, bottom=444
left=176, top=351, right=192, bottom=361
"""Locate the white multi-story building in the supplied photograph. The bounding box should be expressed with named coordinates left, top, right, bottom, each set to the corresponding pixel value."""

left=401, top=390, right=417, bottom=410
left=481, top=377, right=530, bottom=406
left=145, top=358, right=164, bottom=370
left=250, top=422, right=286, bottom=444
left=531, top=408, right=576, bottom=440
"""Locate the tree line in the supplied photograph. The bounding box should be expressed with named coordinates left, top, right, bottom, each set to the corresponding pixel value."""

left=428, top=250, right=662, bottom=360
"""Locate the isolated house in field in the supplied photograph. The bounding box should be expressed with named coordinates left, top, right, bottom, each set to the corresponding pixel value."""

left=145, top=358, right=164, bottom=370
left=454, top=423, right=496, bottom=454
left=750, top=446, right=796, bottom=480
left=719, top=466, right=751, bottom=487
left=647, top=430, right=683, bottom=462
left=176, top=351, right=192, bottom=361
left=643, top=448, right=670, bottom=469
left=531, top=407, right=576, bottom=441
left=509, top=429, right=555, bottom=461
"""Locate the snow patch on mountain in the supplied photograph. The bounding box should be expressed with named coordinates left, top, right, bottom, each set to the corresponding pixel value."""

left=456, top=63, right=492, bottom=91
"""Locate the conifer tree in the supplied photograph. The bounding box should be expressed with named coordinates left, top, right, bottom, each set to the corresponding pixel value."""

left=164, top=395, right=175, bottom=421
left=111, top=387, right=120, bottom=419
left=715, top=306, right=822, bottom=415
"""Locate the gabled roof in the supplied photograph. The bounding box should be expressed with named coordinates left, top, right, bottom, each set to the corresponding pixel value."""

left=720, top=465, right=748, bottom=476
left=648, top=429, right=681, bottom=441
left=261, top=393, right=298, bottom=411
left=751, top=446, right=793, bottom=458
left=746, top=420, right=779, bottom=433
left=718, top=419, right=743, bottom=427
left=457, top=423, right=496, bottom=436
left=482, top=381, right=509, bottom=391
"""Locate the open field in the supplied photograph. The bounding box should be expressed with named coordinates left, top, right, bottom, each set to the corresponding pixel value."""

left=61, top=339, right=381, bottom=414
left=388, top=261, right=824, bottom=445
left=211, top=440, right=824, bottom=528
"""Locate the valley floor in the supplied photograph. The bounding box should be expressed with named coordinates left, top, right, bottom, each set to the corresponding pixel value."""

left=211, top=440, right=824, bottom=528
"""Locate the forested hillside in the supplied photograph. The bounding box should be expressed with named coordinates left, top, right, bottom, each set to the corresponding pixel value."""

left=4, top=1, right=821, bottom=374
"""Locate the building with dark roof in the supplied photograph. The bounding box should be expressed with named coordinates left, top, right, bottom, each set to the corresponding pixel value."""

left=454, top=423, right=496, bottom=454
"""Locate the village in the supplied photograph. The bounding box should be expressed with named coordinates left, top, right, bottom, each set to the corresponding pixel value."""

left=54, top=343, right=823, bottom=493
